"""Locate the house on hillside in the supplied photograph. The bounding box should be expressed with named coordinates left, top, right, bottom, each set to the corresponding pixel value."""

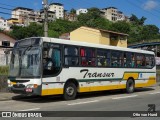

left=0, top=32, right=16, bottom=66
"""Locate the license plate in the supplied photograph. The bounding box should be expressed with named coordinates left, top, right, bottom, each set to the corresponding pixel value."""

left=26, top=88, right=32, bottom=92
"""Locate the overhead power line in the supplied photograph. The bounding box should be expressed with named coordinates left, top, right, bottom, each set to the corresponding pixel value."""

left=0, top=2, right=16, bottom=8
left=0, top=6, right=12, bottom=11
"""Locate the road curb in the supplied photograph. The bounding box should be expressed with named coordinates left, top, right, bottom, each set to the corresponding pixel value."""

left=0, top=94, right=29, bottom=101
left=0, top=97, right=12, bottom=101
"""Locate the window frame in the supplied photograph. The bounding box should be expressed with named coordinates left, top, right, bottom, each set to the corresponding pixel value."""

left=2, top=41, right=10, bottom=47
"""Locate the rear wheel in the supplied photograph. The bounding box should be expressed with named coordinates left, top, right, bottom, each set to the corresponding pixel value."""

left=63, top=82, right=77, bottom=100
left=126, top=79, right=135, bottom=93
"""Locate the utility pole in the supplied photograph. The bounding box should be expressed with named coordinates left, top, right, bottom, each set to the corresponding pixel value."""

left=43, top=0, right=48, bottom=37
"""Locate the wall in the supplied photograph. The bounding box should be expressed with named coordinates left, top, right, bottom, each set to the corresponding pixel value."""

left=110, top=36, right=127, bottom=47
left=70, top=27, right=101, bottom=44
left=99, top=31, right=110, bottom=45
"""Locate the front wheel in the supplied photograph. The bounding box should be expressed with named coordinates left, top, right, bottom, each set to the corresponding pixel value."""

left=126, top=79, right=135, bottom=93
left=63, top=83, right=77, bottom=100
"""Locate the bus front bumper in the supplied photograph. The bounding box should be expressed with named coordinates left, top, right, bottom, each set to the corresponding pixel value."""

left=8, top=84, right=41, bottom=96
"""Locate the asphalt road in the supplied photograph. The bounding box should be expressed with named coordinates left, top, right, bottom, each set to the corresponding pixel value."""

left=0, top=86, right=160, bottom=120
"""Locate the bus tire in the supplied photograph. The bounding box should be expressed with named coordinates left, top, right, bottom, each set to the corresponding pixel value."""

left=126, top=79, right=135, bottom=93
left=63, top=82, right=77, bottom=100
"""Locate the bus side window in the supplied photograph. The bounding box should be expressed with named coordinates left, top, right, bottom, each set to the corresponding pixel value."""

left=97, top=49, right=110, bottom=67
left=64, top=46, right=79, bottom=66
left=111, top=51, right=122, bottom=67
left=80, top=48, right=96, bottom=66
left=80, top=48, right=87, bottom=66
left=136, top=54, right=145, bottom=68
left=86, top=49, right=96, bottom=66
left=123, top=52, right=135, bottom=68
left=145, top=55, right=154, bottom=68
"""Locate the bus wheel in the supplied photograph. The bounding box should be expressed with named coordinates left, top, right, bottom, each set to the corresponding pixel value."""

left=126, top=79, right=135, bottom=93
left=63, top=82, right=77, bottom=100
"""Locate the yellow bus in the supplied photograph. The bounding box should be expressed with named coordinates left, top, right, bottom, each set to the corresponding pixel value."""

left=8, top=37, right=156, bottom=100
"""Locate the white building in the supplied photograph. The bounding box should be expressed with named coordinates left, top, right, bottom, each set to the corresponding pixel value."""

left=49, top=3, right=64, bottom=19
left=0, top=17, right=10, bottom=31
left=117, top=11, right=125, bottom=21
left=76, top=9, right=88, bottom=15
left=101, top=7, right=126, bottom=22
left=11, top=7, right=41, bottom=26
left=12, top=7, right=33, bottom=20
left=40, top=10, right=56, bottom=22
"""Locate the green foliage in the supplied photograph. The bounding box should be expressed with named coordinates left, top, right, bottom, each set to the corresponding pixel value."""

left=140, top=25, right=159, bottom=40
left=10, top=23, right=43, bottom=40
left=129, top=14, right=146, bottom=26
left=0, top=66, right=9, bottom=75
left=77, top=7, right=103, bottom=26
left=48, top=19, right=81, bottom=37
left=110, top=21, right=131, bottom=34
left=70, top=8, right=76, bottom=14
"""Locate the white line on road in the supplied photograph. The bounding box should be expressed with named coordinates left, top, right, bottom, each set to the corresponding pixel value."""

left=112, top=95, right=138, bottom=100
left=149, top=91, right=160, bottom=94
left=18, top=108, right=40, bottom=111
left=68, top=100, right=99, bottom=106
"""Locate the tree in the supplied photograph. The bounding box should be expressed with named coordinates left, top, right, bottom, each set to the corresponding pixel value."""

left=139, top=16, right=146, bottom=26
left=140, top=25, right=160, bottom=41
left=9, top=23, right=43, bottom=40
left=77, top=7, right=112, bottom=29
left=70, top=8, right=76, bottom=14
left=77, top=7, right=101, bottom=25
left=129, top=14, right=146, bottom=26
left=110, top=21, right=131, bottom=34
left=48, top=19, right=81, bottom=37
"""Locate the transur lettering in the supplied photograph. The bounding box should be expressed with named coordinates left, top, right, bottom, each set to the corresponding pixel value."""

left=80, top=69, right=114, bottom=78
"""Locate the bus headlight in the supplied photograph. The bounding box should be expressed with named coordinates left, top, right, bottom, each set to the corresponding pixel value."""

left=26, top=84, right=38, bottom=88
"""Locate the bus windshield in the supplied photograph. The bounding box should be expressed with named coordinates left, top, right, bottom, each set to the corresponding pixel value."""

left=9, top=46, right=41, bottom=78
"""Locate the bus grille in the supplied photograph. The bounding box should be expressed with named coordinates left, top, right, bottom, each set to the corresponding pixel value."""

left=13, top=84, right=25, bottom=88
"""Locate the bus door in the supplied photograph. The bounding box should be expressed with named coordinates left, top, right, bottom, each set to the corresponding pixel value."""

left=42, top=43, right=61, bottom=95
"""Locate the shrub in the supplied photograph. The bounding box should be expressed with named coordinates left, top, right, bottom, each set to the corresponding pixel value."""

left=0, top=66, right=9, bottom=75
